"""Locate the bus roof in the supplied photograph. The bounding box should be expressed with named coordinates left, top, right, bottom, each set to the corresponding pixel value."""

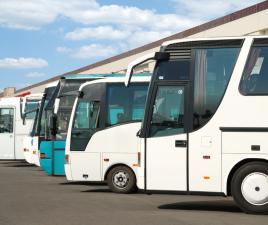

left=62, top=73, right=151, bottom=80
left=161, top=35, right=268, bottom=47
left=79, top=75, right=151, bottom=91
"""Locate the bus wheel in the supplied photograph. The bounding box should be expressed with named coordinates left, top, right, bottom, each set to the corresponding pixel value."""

left=107, top=166, right=137, bottom=194
left=231, top=162, right=268, bottom=214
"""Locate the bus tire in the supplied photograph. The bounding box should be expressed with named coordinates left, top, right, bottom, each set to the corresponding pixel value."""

left=231, top=162, right=268, bottom=214
left=107, top=166, right=137, bottom=194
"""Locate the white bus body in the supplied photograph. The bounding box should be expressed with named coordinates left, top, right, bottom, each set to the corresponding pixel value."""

left=65, top=76, right=150, bottom=193
left=125, top=36, right=268, bottom=214
left=0, top=96, right=39, bottom=159
left=22, top=93, right=44, bottom=163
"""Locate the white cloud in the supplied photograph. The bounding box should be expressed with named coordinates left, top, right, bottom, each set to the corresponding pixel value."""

left=0, top=57, right=48, bottom=69
left=65, top=26, right=130, bottom=41
left=56, top=46, right=72, bottom=54
left=25, top=72, right=46, bottom=78
left=126, top=30, right=173, bottom=49
left=58, top=28, right=174, bottom=59
left=0, top=0, right=263, bottom=31
left=0, top=0, right=98, bottom=30
left=0, top=0, right=201, bottom=31
left=57, top=44, right=118, bottom=59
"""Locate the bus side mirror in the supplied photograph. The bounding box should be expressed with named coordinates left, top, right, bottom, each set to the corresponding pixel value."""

left=125, top=52, right=169, bottom=87
left=49, top=114, right=58, bottom=137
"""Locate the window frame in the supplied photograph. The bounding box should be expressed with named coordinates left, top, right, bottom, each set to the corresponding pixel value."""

left=239, top=43, right=268, bottom=96
left=0, top=107, right=15, bottom=134
left=192, top=47, right=241, bottom=131
left=148, top=82, right=190, bottom=138
left=104, top=82, right=149, bottom=128
left=72, top=100, right=101, bottom=130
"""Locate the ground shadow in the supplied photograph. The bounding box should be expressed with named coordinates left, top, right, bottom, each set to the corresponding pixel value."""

left=1, top=161, right=35, bottom=167
left=59, top=181, right=106, bottom=186
left=4, top=164, right=36, bottom=167
left=0, top=160, right=26, bottom=164
left=158, top=200, right=242, bottom=213
left=81, top=188, right=112, bottom=193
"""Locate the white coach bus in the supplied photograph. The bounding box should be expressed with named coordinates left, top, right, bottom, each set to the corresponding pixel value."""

left=65, top=75, right=150, bottom=193
left=0, top=94, right=42, bottom=159
left=125, top=36, right=268, bottom=214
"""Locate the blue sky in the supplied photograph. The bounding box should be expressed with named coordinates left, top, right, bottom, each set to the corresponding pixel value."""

left=0, top=0, right=263, bottom=92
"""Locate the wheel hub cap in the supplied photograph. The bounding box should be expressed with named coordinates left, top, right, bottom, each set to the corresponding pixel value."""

left=113, top=171, right=129, bottom=189
left=241, top=172, right=268, bottom=205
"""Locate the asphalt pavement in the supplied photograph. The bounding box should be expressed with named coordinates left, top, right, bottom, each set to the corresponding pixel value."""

left=0, top=160, right=267, bottom=225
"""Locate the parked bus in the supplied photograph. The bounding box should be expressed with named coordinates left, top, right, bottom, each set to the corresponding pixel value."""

left=0, top=94, right=41, bottom=159
left=39, top=74, right=123, bottom=175
left=23, top=83, right=57, bottom=165
left=124, top=36, right=268, bottom=213
left=65, top=75, right=150, bottom=193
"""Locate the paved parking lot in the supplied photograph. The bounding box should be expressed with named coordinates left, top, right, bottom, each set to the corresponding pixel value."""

left=0, top=161, right=267, bottom=225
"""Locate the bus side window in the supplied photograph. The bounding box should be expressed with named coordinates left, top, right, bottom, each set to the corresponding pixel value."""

left=0, top=108, right=14, bottom=133
left=239, top=46, right=268, bottom=95
left=132, top=90, right=147, bottom=120
left=193, top=47, right=240, bottom=130
left=74, top=101, right=100, bottom=129
left=106, top=85, right=148, bottom=126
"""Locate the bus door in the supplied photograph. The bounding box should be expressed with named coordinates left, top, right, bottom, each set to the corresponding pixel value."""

left=0, top=107, right=15, bottom=159
left=145, top=82, right=190, bottom=191
left=70, top=99, right=102, bottom=180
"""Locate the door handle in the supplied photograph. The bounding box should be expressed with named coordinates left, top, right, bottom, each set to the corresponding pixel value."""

left=175, top=140, right=187, bottom=147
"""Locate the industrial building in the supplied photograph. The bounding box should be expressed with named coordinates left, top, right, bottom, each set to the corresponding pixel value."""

left=1, top=1, right=268, bottom=97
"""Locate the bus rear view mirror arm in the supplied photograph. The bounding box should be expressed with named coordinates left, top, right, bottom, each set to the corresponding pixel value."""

left=125, top=52, right=169, bottom=87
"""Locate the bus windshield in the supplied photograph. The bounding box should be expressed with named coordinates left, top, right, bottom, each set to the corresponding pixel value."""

left=33, top=86, right=57, bottom=138
left=47, top=79, right=93, bottom=141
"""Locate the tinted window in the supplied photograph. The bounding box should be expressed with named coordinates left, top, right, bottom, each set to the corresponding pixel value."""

left=193, top=48, right=240, bottom=129
left=40, top=100, right=50, bottom=138
left=73, top=101, right=100, bottom=129
left=239, top=46, right=268, bottom=95
left=0, top=108, right=14, bottom=133
left=56, top=96, right=76, bottom=140
left=149, top=86, right=185, bottom=137
left=106, top=84, right=148, bottom=126
left=24, top=100, right=39, bottom=119
left=71, top=101, right=100, bottom=151
left=156, top=60, right=190, bottom=81
left=34, top=86, right=57, bottom=137
left=56, top=80, right=86, bottom=140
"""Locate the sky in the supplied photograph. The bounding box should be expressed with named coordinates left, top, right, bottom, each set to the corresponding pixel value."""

left=0, top=0, right=263, bottom=92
